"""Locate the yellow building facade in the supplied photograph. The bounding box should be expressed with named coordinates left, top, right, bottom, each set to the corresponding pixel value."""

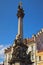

left=36, top=52, right=43, bottom=65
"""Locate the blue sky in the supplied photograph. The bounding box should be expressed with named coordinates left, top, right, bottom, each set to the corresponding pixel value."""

left=0, top=0, right=43, bottom=63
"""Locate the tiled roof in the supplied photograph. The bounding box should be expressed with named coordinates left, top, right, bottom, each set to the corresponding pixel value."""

left=27, top=38, right=34, bottom=43
left=23, top=38, right=34, bottom=44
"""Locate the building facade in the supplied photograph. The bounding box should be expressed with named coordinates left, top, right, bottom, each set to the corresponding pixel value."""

left=34, top=29, right=43, bottom=65
left=27, top=38, right=37, bottom=65
left=36, top=52, right=43, bottom=65
left=4, top=46, right=13, bottom=65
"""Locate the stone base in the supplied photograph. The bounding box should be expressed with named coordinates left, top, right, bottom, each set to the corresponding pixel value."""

left=14, top=63, right=20, bottom=65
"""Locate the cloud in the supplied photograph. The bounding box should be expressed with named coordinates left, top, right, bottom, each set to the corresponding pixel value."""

left=0, top=45, right=3, bottom=49
left=0, top=61, right=3, bottom=64
left=0, top=44, right=11, bottom=63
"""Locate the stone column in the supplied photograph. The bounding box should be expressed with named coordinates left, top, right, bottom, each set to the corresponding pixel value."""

left=18, top=17, right=23, bottom=38
left=16, top=3, right=24, bottom=40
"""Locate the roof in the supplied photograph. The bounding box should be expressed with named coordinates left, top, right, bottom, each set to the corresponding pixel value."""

left=27, top=38, right=34, bottom=43
left=23, top=38, right=34, bottom=44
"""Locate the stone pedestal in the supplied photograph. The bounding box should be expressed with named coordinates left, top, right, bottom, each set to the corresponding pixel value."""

left=15, top=62, right=20, bottom=65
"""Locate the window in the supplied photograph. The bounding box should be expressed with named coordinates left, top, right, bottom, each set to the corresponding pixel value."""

left=32, top=54, right=34, bottom=60
left=39, top=56, right=41, bottom=61
left=31, top=45, right=33, bottom=51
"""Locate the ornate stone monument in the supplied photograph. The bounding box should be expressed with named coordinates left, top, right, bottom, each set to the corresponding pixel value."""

left=9, top=2, right=33, bottom=65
